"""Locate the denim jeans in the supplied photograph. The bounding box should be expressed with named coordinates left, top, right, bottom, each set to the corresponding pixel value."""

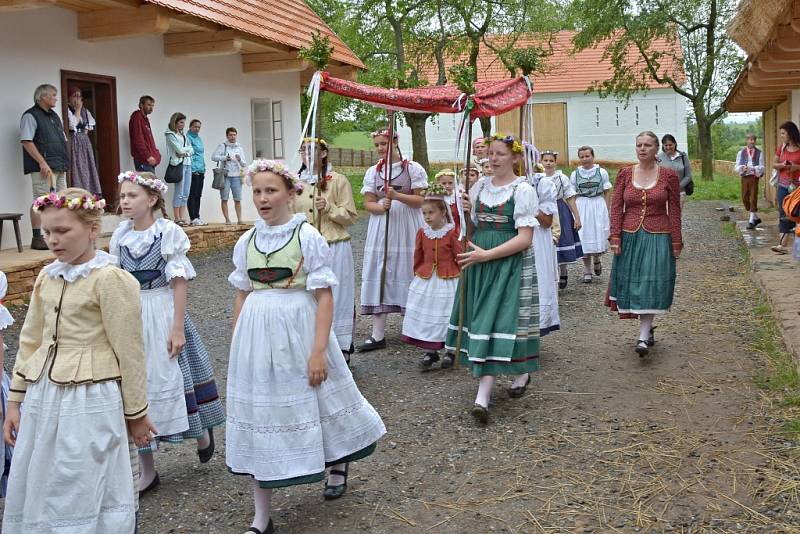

left=777, top=184, right=796, bottom=234
left=173, top=165, right=192, bottom=208
left=220, top=175, right=242, bottom=202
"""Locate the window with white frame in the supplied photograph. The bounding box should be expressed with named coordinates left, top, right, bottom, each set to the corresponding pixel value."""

left=635, top=105, right=640, bottom=126
left=615, top=106, right=620, bottom=127
left=272, top=101, right=284, bottom=159
left=595, top=106, right=600, bottom=127
left=655, top=104, right=660, bottom=125
left=251, top=99, right=272, bottom=159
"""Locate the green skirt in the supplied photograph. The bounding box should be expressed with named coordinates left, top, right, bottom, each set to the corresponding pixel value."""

left=445, top=229, right=540, bottom=377
left=606, top=229, right=676, bottom=318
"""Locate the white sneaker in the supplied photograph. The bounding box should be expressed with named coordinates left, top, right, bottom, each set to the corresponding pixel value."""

left=191, top=218, right=205, bottom=226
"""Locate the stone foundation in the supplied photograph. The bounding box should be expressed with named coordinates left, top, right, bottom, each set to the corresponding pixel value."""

left=3, top=223, right=249, bottom=306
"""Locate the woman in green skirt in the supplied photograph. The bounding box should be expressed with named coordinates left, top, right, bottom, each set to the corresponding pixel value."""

left=445, top=134, right=539, bottom=425
left=606, top=131, right=683, bottom=356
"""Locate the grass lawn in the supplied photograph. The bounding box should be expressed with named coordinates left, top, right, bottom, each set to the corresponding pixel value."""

left=331, top=131, right=373, bottom=151
left=342, top=165, right=744, bottom=212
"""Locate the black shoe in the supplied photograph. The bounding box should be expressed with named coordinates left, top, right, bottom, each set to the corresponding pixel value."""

left=753, top=217, right=762, bottom=227
left=323, top=464, right=349, bottom=500
left=747, top=222, right=755, bottom=230
left=508, top=374, right=531, bottom=399
left=440, top=352, right=455, bottom=369
left=357, top=336, right=386, bottom=352
left=470, top=403, right=489, bottom=425
left=139, top=472, right=160, bottom=496
left=559, top=275, right=568, bottom=290
left=593, top=260, right=602, bottom=276
left=419, top=352, right=440, bottom=371
left=197, top=428, right=215, bottom=463
left=635, top=340, right=649, bottom=357
left=30, top=235, right=48, bottom=250
left=647, top=326, right=657, bottom=347
left=246, top=519, right=274, bottom=534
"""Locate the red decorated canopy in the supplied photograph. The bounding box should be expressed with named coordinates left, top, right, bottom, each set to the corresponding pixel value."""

left=319, top=72, right=532, bottom=118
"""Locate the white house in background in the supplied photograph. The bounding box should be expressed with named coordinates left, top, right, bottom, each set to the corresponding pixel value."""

left=0, top=0, right=362, bottom=250
left=398, top=31, right=688, bottom=164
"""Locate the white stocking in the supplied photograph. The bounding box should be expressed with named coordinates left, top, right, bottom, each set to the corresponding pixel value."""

left=511, top=372, right=529, bottom=388
left=328, top=462, right=347, bottom=486
left=474, top=375, right=496, bottom=408
left=639, top=314, right=654, bottom=341
left=371, top=313, right=386, bottom=341
left=251, top=480, right=272, bottom=532
left=196, top=429, right=210, bottom=450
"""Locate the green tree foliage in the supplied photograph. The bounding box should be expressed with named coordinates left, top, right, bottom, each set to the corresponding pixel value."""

left=571, top=0, right=744, bottom=180
left=687, top=118, right=763, bottom=161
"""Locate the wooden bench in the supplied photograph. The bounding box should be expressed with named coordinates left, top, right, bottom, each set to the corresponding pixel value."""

left=0, top=213, right=24, bottom=253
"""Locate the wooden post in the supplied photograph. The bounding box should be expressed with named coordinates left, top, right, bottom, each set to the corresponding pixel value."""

left=454, top=116, right=474, bottom=368
left=379, top=111, right=396, bottom=304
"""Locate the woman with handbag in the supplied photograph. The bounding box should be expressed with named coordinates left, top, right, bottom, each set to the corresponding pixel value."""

left=658, top=134, right=692, bottom=206
left=212, top=127, right=248, bottom=225
left=771, top=121, right=800, bottom=254
left=164, top=113, right=194, bottom=225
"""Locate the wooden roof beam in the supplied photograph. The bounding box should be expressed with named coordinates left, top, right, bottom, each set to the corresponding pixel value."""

left=750, top=65, right=800, bottom=81
left=756, top=54, right=800, bottom=73
left=164, top=30, right=242, bottom=57
left=300, top=64, right=359, bottom=85
left=0, top=0, right=55, bottom=10
left=78, top=4, right=170, bottom=41
left=747, top=77, right=800, bottom=89
left=242, top=52, right=309, bottom=73
left=774, top=25, right=800, bottom=53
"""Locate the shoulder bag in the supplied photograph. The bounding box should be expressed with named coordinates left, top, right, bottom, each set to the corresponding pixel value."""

left=212, top=144, right=227, bottom=190
left=770, top=144, right=785, bottom=188
left=681, top=152, right=694, bottom=196
left=164, top=132, right=186, bottom=184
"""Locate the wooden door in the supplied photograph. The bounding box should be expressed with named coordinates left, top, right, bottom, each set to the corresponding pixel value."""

left=532, top=103, right=568, bottom=164
left=61, top=70, right=120, bottom=210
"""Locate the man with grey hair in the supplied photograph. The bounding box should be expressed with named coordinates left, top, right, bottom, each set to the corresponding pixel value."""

left=20, top=83, right=69, bottom=250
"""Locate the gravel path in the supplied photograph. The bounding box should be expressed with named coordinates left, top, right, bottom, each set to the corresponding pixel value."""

left=1, top=201, right=798, bottom=533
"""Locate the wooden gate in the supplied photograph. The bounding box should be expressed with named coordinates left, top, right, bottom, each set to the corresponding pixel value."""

left=495, top=103, right=568, bottom=164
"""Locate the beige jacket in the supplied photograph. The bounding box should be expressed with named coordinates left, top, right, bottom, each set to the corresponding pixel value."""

left=9, top=263, right=149, bottom=420
left=293, top=171, right=357, bottom=243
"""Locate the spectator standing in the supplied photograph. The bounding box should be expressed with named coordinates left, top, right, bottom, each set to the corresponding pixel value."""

left=66, top=86, right=102, bottom=196
left=733, top=133, right=766, bottom=230
left=187, top=119, right=206, bottom=226
left=211, top=127, right=247, bottom=225
left=658, top=134, right=692, bottom=206
left=129, top=95, right=161, bottom=173
left=20, top=84, right=69, bottom=250
left=165, top=113, right=194, bottom=225
left=770, top=121, right=800, bottom=254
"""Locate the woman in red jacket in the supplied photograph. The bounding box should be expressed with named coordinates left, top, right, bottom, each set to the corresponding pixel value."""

left=606, top=131, right=683, bottom=356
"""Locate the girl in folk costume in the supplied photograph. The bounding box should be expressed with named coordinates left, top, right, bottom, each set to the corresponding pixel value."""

left=227, top=161, right=385, bottom=534
left=479, top=158, right=493, bottom=179
left=111, top=171, right=225, bottom=494
left=295, top=138, right=358, bottom=359
left=536, top=151, right=582, bottom=289
left=401, top=183, right=462, bottom=370
left=527, top=174, right=560, bottom=336
left=472, top=137, right=488, bottom=166
left=3, top=189, right=155, bottom=533
left=445, top=135, right=540, bottom=425
left=434, top=169, right=462, bottom=234
left=358, top=128, right=428, bottom=352
left=1, top=271, right=14, bottom=497
left=569, top=146, right=612, bottom=284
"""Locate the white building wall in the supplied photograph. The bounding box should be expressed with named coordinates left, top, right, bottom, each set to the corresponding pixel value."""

left=0, top=7, right=301, bottom=249
left=399, top=88, right=688, bottom=163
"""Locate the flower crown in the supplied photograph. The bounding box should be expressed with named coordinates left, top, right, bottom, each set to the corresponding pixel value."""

left=434, top=169, right=456, bottom=180
left=32, top=192, right=106, bottom=212
left=302, top=137, right=328, bottom=149
left=371, top=128, right=399, bottom=140
left=488, top=134, right=523, bottom=154
left=422, top=182, right=450, bottom=199
left=117, top=171, right=168, bottom=194
left=245, top=159, right=303, bottom=192
left=540, top=149, right=559, bottom=158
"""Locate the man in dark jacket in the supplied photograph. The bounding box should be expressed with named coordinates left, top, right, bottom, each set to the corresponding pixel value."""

left=129, top=95, right=162, bottom=172
left=20, top=84, right=69, bottom=250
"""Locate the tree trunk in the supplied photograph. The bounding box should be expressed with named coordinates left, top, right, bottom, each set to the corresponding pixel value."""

left=480, top=117, right=491, bottom=138
left=695, top=111, right=714, bottom=181
left=405, top=112, right=431, bottom=172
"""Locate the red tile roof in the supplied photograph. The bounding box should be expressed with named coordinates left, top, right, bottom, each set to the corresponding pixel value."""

left=146, top=0, right=364, bottom=68
left=422, top=31, right=682, bottom=94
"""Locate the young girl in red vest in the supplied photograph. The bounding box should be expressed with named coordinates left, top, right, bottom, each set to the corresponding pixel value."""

left=226, top=160, right=385, bottom=534
left=401, top=183, right=462, bottom=370
left=358, top=129, right=428, bottom=352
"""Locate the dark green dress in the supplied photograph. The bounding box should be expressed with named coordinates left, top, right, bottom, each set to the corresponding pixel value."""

left=445, top=178, right=540, bottom=377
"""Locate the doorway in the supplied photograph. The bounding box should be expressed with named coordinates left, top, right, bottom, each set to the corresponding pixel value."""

left=60, top=70, right=120, bottom=210
left=495, top=102, right=569, bottom=164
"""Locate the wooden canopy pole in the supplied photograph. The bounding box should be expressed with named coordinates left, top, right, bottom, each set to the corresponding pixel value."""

left=453, top=115, right=475, bottom=368
left=379, top=111, right=396, bottom=304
